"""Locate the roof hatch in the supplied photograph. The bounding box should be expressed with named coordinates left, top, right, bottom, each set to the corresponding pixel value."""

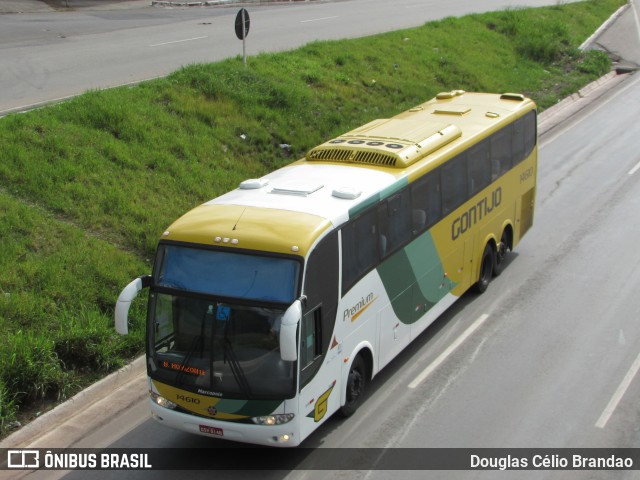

left=432, top=106, right=471, bottom=116
left=271, top=182, right=324, bottom=196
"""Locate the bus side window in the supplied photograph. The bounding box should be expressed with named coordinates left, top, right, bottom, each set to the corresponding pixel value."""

left=300, top=308, right=322, bottom=373
left=491, top=126, right=512, bottom=180
left=512, top=116, right=525, bottom=164
left=523, top=110, right=537, bottom=158
left=468, top=139, right=491, bottom=197
left=410, top=170, right=441, bottom=236
left=342, top=209, right=378, bottom=293
left=378, top=190, right=410, bottom=258
left=441, top=153, right=468, bottom=215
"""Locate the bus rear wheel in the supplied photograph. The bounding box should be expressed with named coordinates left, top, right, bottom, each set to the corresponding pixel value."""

left=493, top=230, right=511, bottom=277
left=340, top=355, right=367, bottom=417
left=475, top=243, right=494, bottom=293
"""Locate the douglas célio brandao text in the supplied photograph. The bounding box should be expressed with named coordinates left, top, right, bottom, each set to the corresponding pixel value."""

left=470, top=453, right=634, bottom=470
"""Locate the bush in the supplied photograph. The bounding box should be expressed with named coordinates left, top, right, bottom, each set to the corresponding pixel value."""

left=492, top=7, right=573, bottom=64
left=578, top=49, right=611, bottom=75
left=0, top=379, right=18, bottom=434
left=0, top=331, right=70, bottom=407
left=53, top=306, right=141, bottom=372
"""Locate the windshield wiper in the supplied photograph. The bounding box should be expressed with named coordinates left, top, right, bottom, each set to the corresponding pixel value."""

left=175, top=304, right=209, bottom=386
left=175, top=334, right=202, bottom=386
left=223, top=318, right=253, bottom=398
left=154, top=332, right=175, bottom=352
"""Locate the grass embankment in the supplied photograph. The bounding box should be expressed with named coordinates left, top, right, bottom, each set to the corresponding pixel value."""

left=0, top=0, right=626, bottom=437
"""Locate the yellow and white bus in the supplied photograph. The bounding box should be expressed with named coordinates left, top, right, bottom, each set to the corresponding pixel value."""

left=115, top=90, right=536, bottom=447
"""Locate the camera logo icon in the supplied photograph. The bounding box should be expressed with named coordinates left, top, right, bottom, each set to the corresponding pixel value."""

left=7, top=450, right=40, bottom=469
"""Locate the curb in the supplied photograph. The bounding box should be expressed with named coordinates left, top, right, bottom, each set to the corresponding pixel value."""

left=537, top=70, right=629, bottom=137
left=151, top=0, right=316, bottom=7
left=151, top=0, right=232, bottom=6
left=0, top=356, right=146, bottom=448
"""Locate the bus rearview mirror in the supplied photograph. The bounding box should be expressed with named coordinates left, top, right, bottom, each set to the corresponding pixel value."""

left=115, top=275, right=151, bottom=335
left=280, top=299, right=301, bottom=361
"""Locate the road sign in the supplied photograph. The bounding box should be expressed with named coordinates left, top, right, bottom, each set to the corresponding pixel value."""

left=235, top=8, right=250, bottom=40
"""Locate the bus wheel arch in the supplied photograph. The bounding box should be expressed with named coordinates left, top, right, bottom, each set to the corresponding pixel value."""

left=475, top=242, right=495, bottom=293
left=339, top=347, right=372, bottom=417
left=493, top=224, right=513, bottom=277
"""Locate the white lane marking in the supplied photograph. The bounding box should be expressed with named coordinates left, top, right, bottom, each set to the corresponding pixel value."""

left=595, top=350, right=640, bottom=429
left=300, top=16, right=339, bottom=23
left=149, top=36, right=208, bottom=47
left=408, top=314, right=489, bottom=389
left=629, top=160, right=640, bottom=176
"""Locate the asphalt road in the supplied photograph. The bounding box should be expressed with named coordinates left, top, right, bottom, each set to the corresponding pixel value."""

left=0, top=0, right=589, bottom=115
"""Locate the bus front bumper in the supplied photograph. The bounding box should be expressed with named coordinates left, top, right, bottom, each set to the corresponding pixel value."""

left=149, top=400, right=301, bottom=447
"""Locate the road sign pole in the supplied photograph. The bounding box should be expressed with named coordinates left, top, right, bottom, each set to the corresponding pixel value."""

left=242, top=9, right=247, bottom=68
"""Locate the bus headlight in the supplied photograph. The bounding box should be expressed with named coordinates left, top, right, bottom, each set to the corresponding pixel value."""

left=150, top=391, right=177, bottom=410
left=251, top=413, right=295, bottom=425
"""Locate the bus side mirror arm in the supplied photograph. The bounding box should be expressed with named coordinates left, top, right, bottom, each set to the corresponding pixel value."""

left=280, top=298, right=303, bottom=362
left=115, top=275, right=152, bottom=335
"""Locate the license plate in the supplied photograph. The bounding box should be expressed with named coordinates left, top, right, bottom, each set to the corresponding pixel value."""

left=199, top=425, right=224, bottom=436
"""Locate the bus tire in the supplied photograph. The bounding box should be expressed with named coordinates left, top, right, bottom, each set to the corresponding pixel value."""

left=340, top=354, right=367, bottom=417
left=475, top=243, right=494, bottom=294
left=493, top=230, right=511, bottom=277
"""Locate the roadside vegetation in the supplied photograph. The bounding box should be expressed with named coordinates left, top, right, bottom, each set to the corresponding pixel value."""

left=0, top=0, right=626, bottom=437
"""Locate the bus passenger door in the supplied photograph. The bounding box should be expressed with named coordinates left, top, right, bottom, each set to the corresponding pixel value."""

left=298, top=231, right=341, bottom=441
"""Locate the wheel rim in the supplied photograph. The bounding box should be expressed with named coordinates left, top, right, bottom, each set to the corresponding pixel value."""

left=496, top=232, right=509, bottom=267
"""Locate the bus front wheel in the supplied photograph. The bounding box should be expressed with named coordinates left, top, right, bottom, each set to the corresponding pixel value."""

left=475, top=243, right=494, bottom=293
left=340, top=355, right=367, bottom=417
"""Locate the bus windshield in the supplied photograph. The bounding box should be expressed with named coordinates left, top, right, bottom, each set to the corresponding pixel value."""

left=156, top=244, right=300, bottom=304
left=150, top=294, right=296, bottom=399
left=148, top=245, right=300, bottom=399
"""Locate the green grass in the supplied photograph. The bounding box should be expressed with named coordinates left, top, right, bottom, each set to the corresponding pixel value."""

left=0, top=0, right=626, bottom=437
left=0, top=191, right=147, bottom=432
